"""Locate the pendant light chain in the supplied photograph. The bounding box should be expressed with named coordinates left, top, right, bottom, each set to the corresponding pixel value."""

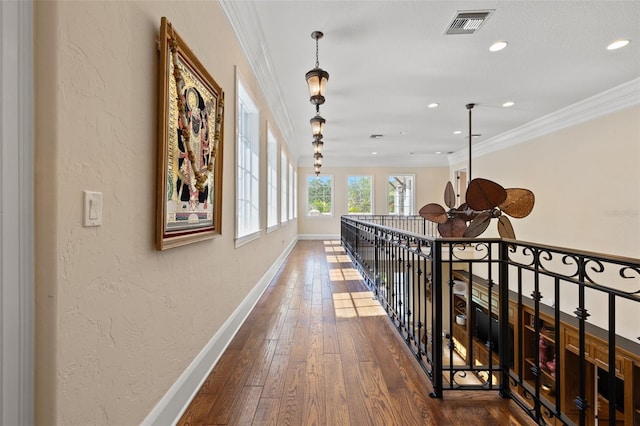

left=306, top=31, right=329, bottom=176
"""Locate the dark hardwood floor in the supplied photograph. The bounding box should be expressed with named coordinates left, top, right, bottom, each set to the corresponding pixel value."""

left=178, top=239, right=534, bottom=425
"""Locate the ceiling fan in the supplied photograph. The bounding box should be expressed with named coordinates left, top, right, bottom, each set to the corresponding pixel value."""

left=418, top=104, right=535, bottom=239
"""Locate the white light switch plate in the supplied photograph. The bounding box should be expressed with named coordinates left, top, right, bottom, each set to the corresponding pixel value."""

left=83, top=191, right=102, bottom=227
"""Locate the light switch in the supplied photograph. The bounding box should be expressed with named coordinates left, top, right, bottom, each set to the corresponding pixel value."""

left=83, top=191, right=103, bottom=227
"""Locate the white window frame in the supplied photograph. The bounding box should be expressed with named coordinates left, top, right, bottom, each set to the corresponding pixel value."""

left=288, top=162, right=294, bottom=220
left=235, top=79, right=261, bottom=246
left=347, top=175, right=374, bottom=215
left=387, top=174, right=415, bottom=215
left=293, top=169, right=298, bottom=219
left=266, top=127, right=279, bottom=232
left=280, top=149, right=288, bottom=223
left=306, top=174, right=334, bottom=218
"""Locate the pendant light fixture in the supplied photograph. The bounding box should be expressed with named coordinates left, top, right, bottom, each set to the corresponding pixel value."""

left=312, top=137, right=323, bottom=154
left=305, top=31, right=329, bottom=105
left=306, top=30, right=329, bottom=175
left=310, top=113, right=325, bottom=139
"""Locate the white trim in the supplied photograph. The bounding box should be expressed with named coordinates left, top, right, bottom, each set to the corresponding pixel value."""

left=142, top=236, right=299, bottom=426
left=234, top=229, right=261, bottom=248
left=218, top=0, right=297, bottom=160
left=448, top=77, right=640, bottom=165
left=1, top=1, right=35, bottom=425
left=298, top=234, right=341, bottom=241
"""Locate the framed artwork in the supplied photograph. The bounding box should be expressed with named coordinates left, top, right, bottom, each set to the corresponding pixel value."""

left=156, top=17, right=224, bottom=250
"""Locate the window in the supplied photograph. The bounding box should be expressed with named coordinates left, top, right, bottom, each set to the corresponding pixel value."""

left=281, top=149, right=288, bottom=223
left=388, top=175, right=415, bottom=215
left=267, top=129, right=278, bottom=230
left=236, top=81, right=260, bottom=241
left=455, top=169, right=467, bottom=205
left=288, top=163, right=294, bottom=220
left=347, top=175, right=373, bottom=214
left=293, top=169, right=298, bottom=219
left=307, top=175, right=333, bottom=216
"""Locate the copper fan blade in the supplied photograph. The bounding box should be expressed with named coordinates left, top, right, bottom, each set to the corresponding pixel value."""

left=500, top=188, right=535, bottom=218
left=457, top=203, right=478, bottom=221
left=463, top=211, right=492, bottom=238
left=466, top=178, right=507, bottom=211
left=444, top=181, right=456, bottom=209
left=438, top=217, right=467, bottom=238
left=419, top=203, right=448, bottom=224
left=497, top=215, right=516, bottom=239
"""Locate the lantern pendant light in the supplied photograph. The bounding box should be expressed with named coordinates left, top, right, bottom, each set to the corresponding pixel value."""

left=310, top=109, right=325, bottom=139
left=312, top=137, right=324, bottom=154
left=305, top=31, right=329, bottom=105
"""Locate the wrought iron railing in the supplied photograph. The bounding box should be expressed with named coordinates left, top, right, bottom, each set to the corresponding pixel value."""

left=341, top=215, right=640, bottom=426
left=344, top=214, right=438, bottom=237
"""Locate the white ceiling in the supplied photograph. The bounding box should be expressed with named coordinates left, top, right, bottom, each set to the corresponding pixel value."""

left=220, top=1, right=640, bottom=168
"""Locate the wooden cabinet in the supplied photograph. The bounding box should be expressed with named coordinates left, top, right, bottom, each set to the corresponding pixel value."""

left=519, top=304, right=640, bottom=425
left=521, top=309, right=559, bottom=399
left=451, top=291, right=469, bottom=360
left=450, top=270, right=514, bottom=367
left=450, top=270, right=640, bottom=424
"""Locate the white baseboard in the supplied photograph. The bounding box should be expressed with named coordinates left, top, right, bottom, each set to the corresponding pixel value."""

left=298, top=234, right=341, bottom=240
left=141, top=236, right=299, bottom=426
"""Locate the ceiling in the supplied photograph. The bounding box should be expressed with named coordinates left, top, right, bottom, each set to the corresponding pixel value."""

left=220, top=1, right=640, bottom=168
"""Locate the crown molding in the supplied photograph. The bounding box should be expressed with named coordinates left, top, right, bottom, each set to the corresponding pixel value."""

left=448, top=77, right=640, bottom=166
left=219, top=0, right=298, bottom=160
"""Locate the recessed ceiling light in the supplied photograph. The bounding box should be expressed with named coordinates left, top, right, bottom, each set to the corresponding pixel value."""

left=427, top=103, right=439, bottom=108
left=453, top=130, right=462, bottom=135
left=502, top=101, right=515, bottom=107
left=489, top=41, right=508, bottom=52
left=607, top=39, right=630, bottom=50
left=371, top=151, right=378, bottom=155
left=435, top=151, right=442, bottom=154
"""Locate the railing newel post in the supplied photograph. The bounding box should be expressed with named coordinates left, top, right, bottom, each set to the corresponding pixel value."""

left=430, top=239, right=443, bottom=398
left=498, top=240, right=511, bottom=399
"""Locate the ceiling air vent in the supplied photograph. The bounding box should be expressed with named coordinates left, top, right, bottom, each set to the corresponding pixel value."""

left=445, top=10, right=494, bottom=35
left=370, top=134, right=383, bottom=139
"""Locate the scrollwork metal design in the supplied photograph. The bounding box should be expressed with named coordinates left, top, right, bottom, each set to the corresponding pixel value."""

left=619, top=266, right=640, bottom=296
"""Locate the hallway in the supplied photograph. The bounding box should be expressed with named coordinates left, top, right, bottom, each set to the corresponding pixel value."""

left=178, top=240, right=534, bottom=425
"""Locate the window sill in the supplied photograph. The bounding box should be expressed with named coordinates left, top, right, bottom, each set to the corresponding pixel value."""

left=235, top=230, right=261, bottom=248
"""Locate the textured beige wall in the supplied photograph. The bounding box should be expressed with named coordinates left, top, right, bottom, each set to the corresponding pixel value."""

left=32, top=1, right=639, bottom=423
left=297, top=166, right=451, bottom=235
left=34, top=1, right=297, bottom=424
left=451, top=106, right=640, bottom=341
left=451, top=106, right=640, bottom=257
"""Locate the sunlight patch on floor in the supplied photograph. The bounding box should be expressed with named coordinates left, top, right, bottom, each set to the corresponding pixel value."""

left=333, top=291, right=386, bottom=318
left=329, top=268, right=362, bottom=282
left=325, top=254, right=351, bottom=263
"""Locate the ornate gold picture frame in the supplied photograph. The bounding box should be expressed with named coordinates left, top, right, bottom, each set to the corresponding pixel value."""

left=157, top=17, right=224, bottom=250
